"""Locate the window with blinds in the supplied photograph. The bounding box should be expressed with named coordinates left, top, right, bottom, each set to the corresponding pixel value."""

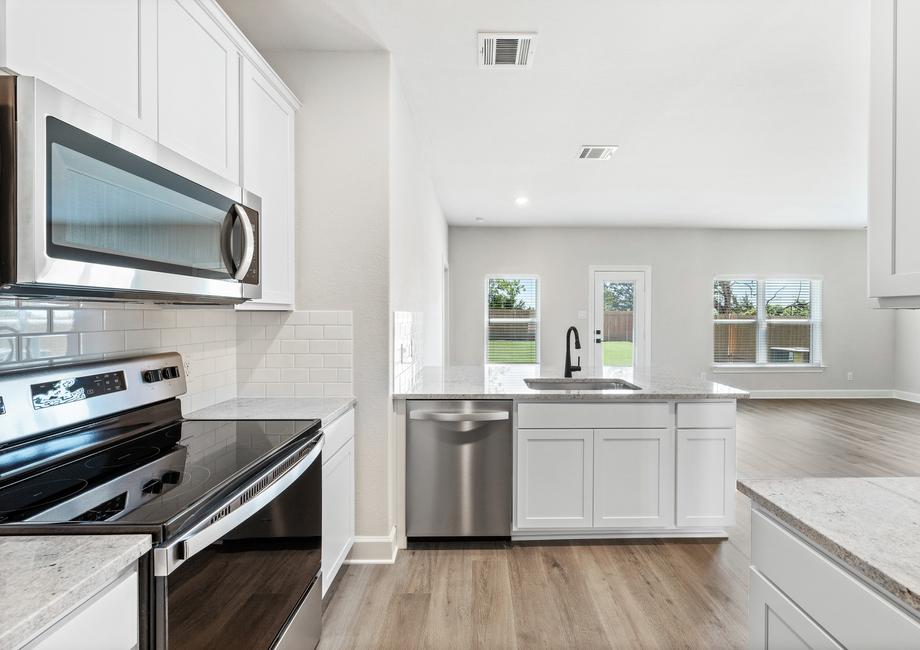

left=713, top=278, right=822, bottom=366
left=486, top=276, right=539, bottom=364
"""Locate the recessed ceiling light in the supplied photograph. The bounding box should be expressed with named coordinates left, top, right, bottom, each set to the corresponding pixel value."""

left=515, top=196, right=529, bottom=206
left=578, top=145, right=618, bottom=160
left=475, top=217, right=485, bottom=222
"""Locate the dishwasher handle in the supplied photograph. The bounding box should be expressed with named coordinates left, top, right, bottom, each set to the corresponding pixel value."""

left=409, top=410, right=509, bottom=422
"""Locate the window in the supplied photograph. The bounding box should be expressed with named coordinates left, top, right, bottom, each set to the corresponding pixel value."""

left=713, top=278, right=822, bottom=367
left=486, top=276, right=539, bottom=364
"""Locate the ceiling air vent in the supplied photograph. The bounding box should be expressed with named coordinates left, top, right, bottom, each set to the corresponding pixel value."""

left=478, top=32, right=536, bottom=68
left=577, top=145, right=618, bottom=160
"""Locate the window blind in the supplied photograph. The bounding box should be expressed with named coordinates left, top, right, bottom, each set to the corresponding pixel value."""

left=713, top=278, right=822, bottom=366
left=486, top=276, right=539, bottom=364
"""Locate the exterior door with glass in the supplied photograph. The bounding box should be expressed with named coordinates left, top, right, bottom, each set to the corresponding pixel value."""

left=592, top=270, right=649, bottom=371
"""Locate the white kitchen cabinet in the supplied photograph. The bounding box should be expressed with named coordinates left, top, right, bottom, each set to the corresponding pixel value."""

left=237, top=58, right=296, bottom=310
left=0, top=0, right=157, bottom=137
left=322, top=411, right=355, bottom=597
left=748, top=569, right=841, bottom=650
left=750, top=509, right=920, bottom=648
left=516, top=429, right=593, bottom=529
left=593, top=429, right=674, bottom=528
left=26, top=566, right=138, bottom=649
left=157, top=0, right=240, bottom=183
left=675, top=428, right=735, bottom=528
left=869, top=0, right=920, bottom=306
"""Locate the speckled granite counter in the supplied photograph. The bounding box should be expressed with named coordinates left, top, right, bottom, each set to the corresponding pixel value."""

left=393, top=365, right=747, bottom=400
left=739, top=477, right=920, bottom=613
left=186, top=397, right=355, bottom=425
left=0, top=535, right=150, bottom=650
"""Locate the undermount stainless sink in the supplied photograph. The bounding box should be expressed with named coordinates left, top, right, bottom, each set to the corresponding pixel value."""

left=523, top=377, right=641, bottom=391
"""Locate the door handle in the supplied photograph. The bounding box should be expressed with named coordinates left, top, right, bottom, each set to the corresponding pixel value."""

left=232, top=204, right=255, bottom=281
left=409, top=410, right=509, bottom=422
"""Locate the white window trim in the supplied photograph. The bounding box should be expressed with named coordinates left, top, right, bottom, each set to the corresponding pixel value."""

left=712, top=276, right=823, bottom=371
left=484, top=274, right=541, bottom=365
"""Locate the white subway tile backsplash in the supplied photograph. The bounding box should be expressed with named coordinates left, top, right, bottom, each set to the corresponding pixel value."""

left=52, top=309, right=104, bottom=333
left=104, top=310, right=143, bottom=331
left=0, top=304, right=353, bottom=409
left=80, top=330, right=125, bottom=355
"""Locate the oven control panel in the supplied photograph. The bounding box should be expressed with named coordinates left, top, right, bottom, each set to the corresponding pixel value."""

left=31, top=371, right=127, bottom=410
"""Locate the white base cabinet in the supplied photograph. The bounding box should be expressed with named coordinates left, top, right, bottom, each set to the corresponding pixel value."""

left=749, top=509, right=920, bottom=649
left=321, top=409, right=355, bottom=597
left=517, top=429, right=593, bottom=529
left=514, top=401, right=735, bottom=536
left=26, top=566, right=138, bottom=650
left=594, top=428, right=674, bottom=529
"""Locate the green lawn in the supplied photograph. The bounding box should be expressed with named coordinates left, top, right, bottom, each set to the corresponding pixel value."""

left=486, top=340, right=633, bottom=367
left=603, top=340, right=633, bottom=367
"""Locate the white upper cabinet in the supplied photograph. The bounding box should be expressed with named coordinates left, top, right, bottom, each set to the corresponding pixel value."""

left=157, top=0, right=240, bottom=183
left=1, top=0, right=157, bottom=137
left=869, top=0, right=920, bottom=307
left=238, top=58, right=295, bottom=310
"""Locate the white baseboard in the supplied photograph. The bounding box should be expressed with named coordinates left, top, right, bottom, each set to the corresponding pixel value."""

left=512, top=529, right=728, bottom=541
left=749, top=389, right=895, bottom=399
left=345, top=526, right=398, bottom=564
left=893, top=390, right=920, bottom=404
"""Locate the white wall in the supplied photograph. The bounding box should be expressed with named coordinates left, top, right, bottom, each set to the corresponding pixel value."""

left=450, top=227, right=894, bottom=393
left=388, top=64, right=449, bottom=367
left=894, top=311, right=920, bottom=397
left=268, top=51, right=392, bottom=539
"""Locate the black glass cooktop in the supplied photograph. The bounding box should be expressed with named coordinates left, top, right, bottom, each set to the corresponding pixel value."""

left=0, top=403, right=319, bottom=533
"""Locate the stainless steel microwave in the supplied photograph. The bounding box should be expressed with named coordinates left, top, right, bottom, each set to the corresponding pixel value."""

left=0, top=76, right=260, bottom=304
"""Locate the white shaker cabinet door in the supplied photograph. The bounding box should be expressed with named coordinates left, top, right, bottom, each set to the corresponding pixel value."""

left=748, top=569, right=842, bottom=650
left=593, top=428, right=674, bottom=529
left=516, top=429, right=593, bottom=529
left=322, top=436, right=355, bottom=597
left=675, top=428, right=735, bottom=528
left=157, top=0, right=240, bottom=183
left=2, top=0, right=157, bottom=137
left=237, top=58, right=295, bottom=310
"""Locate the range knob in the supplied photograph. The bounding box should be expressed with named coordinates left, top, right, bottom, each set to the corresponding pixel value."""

left=142, top=369, right=163, bottom=383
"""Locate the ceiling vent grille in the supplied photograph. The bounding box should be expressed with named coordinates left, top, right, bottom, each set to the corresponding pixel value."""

left=577, top=145, right=618, bottom=160
left=478, top=32, right=536, bottom=68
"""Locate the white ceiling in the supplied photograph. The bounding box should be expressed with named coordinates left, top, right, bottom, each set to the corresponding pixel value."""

left=225, top=0, right=870, bottom=229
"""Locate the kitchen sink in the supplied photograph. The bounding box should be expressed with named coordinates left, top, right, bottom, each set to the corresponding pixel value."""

left=523, top=377, right=641, bottom=391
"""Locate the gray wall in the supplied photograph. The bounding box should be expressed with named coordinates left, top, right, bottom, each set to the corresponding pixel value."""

left=449, top=227, right=894, bottom=393
left=269, top=51, right=392, bottom=538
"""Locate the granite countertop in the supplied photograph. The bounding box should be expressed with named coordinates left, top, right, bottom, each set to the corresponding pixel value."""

left=186, top=397, right=356, bottom=425
left=0, top=535, right=151, bottom=650
left=393, top=365, right=748, bottom=400
left=739, top=477, right=920, bottom=613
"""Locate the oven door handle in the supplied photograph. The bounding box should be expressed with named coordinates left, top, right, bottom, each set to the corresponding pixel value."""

left=153, top=434, right=323, bottom=577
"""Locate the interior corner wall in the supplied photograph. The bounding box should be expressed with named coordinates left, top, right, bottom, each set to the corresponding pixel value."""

left=267, top=50, right=392, bottom=539
left=388, top=63, right=449, bottom=368
left=449, top=226, right=895, bottom=393
left=894, top=310, right=920, bottom=397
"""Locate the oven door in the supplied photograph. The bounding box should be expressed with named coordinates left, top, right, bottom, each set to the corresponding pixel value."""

left=153, top=435, right=322, bottom=649
left=2, top=76, right=261, bottom=303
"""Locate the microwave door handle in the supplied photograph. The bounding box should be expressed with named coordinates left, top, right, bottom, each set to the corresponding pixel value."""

left=232, top=204, right=255, bottom=281
left=219, top=207, right=237, bottom=277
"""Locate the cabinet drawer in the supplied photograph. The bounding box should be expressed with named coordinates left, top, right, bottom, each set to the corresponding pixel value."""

left=517, top=402, right=669, bottom=429
left=676, top=402, right=735, bottom=428
left=752, top=509, right=920, bottom=648
left=322, top=408, right=354, bottom=462
left=749, top=568, right=842, bottom=650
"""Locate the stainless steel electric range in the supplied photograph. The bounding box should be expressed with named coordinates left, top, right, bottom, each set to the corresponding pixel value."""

left=0, top=353, right=323, bottom=650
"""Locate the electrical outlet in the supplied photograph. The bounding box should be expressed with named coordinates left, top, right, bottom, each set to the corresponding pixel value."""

left=184, top=360, right=192, bottom=379
left=577, top=310, right=587, bottom=320
left=847, top=371, right=854, bottom=381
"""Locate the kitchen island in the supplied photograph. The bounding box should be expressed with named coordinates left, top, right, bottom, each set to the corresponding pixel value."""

left=740, top=477, right=920, bottom=648
left=393, top=365, right=747, bottom=547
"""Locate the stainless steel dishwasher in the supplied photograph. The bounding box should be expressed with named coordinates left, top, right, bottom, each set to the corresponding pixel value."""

left=407, top=400, right=513, bottom=538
